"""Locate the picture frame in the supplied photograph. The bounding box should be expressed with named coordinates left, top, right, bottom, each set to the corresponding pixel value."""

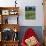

left=2, top=10, right=9, bottom=15
left=25, top=6, right=36, bottom=20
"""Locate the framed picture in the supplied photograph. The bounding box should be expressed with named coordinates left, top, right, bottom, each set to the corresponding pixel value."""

left=25, top=6, right=36, bottom=20
left=2, top=10, right=9, bottom=15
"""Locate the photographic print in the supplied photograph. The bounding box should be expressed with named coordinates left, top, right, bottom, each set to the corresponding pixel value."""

left=25, top=6, right=36, bottom=19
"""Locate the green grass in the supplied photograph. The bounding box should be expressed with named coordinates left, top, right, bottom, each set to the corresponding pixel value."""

left=25, top=11, right=35, bottom=19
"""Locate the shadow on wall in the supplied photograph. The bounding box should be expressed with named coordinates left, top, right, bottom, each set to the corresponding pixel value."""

left=18, top=26, right=44, bottom=44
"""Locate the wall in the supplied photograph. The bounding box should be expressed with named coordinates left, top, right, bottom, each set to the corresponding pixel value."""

left=0, top=0, right=44, bottom=26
